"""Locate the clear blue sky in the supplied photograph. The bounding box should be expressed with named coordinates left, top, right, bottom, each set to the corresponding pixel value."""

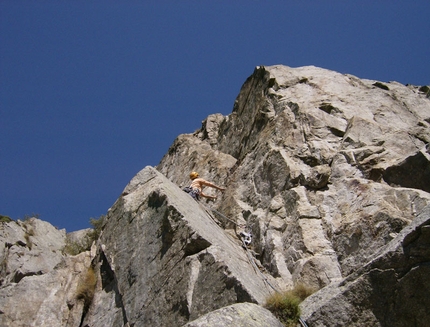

left=1, top=1, right=429, bottom=232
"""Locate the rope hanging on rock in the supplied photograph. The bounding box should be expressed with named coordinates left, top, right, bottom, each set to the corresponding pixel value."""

left=199, top=201, right=310, bottom=327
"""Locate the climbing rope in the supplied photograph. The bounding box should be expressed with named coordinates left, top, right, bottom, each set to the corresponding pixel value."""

left=299, top=317, right=309, bottom=327
left=196, top=200, right=309, bottom=327
left=241, top=238, right=281, bottom=294
left=202, top=203, right=243, bottom=227
left=240, top=230, right=309, bottom=327
left=199, top=202, right=281, bottom=293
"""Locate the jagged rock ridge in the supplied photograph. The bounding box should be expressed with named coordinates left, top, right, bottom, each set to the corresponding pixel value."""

left=1, top=65, right=429, bottom=326
left=158, top=65, right=430, bottom=287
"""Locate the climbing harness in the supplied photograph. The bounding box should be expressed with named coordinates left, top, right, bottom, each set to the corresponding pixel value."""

left=183, top=185, right=200, bottom=200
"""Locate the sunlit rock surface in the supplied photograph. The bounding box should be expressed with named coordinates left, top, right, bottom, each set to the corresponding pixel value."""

left=1, top=65, right=429, bottom=326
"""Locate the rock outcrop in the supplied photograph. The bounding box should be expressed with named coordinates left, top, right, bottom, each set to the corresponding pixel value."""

left=300, top=205, right=430, bottom=326
left=0, top=218, right=94, bottom=327
left=80, top=166, right=278, bottom=327
left=158, top=65, right=430, bottom=291
left=0, top=218, right=65, bottom=286
left=1, top=65, right=429, bottom=326
left=182, top=302, right=284, bottom=327
left=158, top=65, right=430, bottom=325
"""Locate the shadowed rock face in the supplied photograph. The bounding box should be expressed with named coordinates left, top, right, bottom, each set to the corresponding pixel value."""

left=1, top=65, right=429, bottom=326
left=300, top=205, right=430, bottom=327
left=81, top=167, right=278, bottom=327
left=383, top=150, right=430, bottom=192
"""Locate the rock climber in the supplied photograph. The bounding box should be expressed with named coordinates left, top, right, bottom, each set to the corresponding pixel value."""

left=184, top=171, right=225, bottom=201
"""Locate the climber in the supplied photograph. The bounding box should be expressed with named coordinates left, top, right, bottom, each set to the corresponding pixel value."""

left=183, top=171, right=225, bottom=201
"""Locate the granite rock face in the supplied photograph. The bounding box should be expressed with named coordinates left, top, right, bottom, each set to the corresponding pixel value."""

left=0, top=218, right=66, bottom=286
left=158, top=65, right=430, bottom=290
left=1, top=65, right=429, bottom=326
left=300, top=205, right=430, bottom=327
left=157, top=65, right=430, bottom=325
left=0, top=218, right=94, bottom=327
left=81, top=166, right=278, bottom=327
left=182, top=302, right=284, bottom=327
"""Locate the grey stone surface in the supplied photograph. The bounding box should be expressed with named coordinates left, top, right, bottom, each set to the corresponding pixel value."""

left=300, top=204, right=430, bottom=327
left=0, top=218, right=66, bottom=286
left=182, top=302, right=284, bottom=327
left=0, top=218, right=95, bottom=327
left=82, top=166, right=278, bottom=327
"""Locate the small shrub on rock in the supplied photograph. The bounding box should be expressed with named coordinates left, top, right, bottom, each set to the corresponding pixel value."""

left=265, top=283, right=315, bottom=327
left=76, top=266, right=97, bottom=312
left=88, top=214, right=106, bottom=241
left=265, top=291, right=301, bottom=327
left=373, top=82, right=389, bottom=90
left=0, top=215, right=12, bottom=223
left=419, top=85, right=430, bottom=98
left=63, top=237, right=91, bottom=256
left=291, top=283, right=316, bottom=301
left=63, top=215, right=106, bottom=256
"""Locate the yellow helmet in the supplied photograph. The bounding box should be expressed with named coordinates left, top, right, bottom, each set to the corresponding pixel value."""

left=190, top=171, right=199, bottom=179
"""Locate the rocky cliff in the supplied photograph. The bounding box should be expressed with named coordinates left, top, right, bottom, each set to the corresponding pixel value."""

left=1, top=65, right=429, bottom=326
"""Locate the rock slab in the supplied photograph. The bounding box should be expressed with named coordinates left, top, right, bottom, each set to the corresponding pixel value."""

left=182, top=302, right=284, bottom=327
left=81, top=166, right=279, bottom=327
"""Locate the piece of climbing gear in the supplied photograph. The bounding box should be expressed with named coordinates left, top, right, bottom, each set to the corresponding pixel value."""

left=189, top=171, right=199, bottom=179
left=241, top=235, right=280, bottom=294
left=240, top=231, right=252, bottom=246
left=183, top=186, right=192, bottom=193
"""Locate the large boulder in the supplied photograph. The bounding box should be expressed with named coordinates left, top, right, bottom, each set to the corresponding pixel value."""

left=81, top=166, right=279, bottom=327
left=0, top=252, right=93, bottom=327
left=0, top=218, right=66, bottom=286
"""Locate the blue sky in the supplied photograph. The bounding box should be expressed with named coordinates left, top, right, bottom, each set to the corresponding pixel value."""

left=1, top=1, right=429, bottom=232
